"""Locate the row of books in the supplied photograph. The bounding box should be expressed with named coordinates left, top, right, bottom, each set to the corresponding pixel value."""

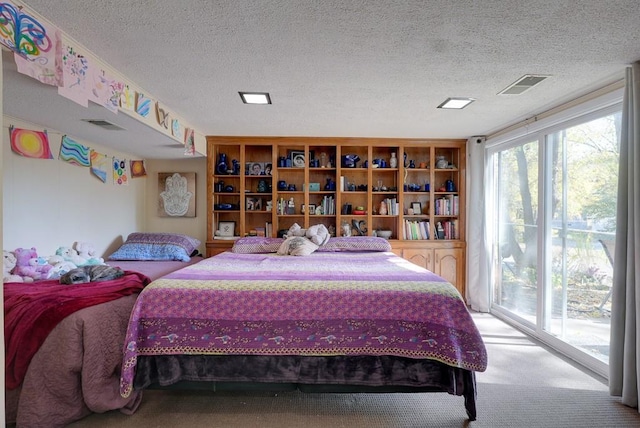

left=436, top=220, right=459, bottom=240
left=403, top=220, right=430, bottom=240
left=380, top=197, right=399, bottom=215
left=318, top=195, right=336, bottom=215
left=434, top=195, right=459, bottom=216
left=402, top=219, right=460, bottom=240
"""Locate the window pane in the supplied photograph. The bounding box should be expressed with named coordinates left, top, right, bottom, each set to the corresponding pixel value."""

left=545, top=113, right=619, bottom=364
left=492, top=141, right=539, bottom=325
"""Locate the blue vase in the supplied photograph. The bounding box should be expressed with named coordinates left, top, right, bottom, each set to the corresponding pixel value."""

left=216, top=153, right=228, bottom=175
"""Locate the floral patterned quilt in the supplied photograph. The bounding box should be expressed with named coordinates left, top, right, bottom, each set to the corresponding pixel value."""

left=120, top=251, right=487, bottom=398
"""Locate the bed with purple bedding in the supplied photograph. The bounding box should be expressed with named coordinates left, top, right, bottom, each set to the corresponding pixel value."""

left=120, top=247, right=487, bottom=420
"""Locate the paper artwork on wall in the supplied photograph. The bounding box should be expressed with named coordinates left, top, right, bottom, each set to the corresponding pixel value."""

left=120, top=84, right=135, bottom=111
left=14, top=29, right=63, bottom=87
left=88, top=68, right=123, bottom=113
left=135, top=92, right=151, bottom=117
left=156, top=102, right=170, bottom=129
left=113, top=157, right=129, bottom=186
left=158, top=172, right=196, bottom=217
left=171, top=119, right=181, bottom=138
left=89, top=68, right=124, bottom=113
left=0, top=1, right=63, bottom=86
left=90, top=150, right=109, bottom=183
left=9, top=126, right=53, bottom=159
left=59, top=135, right=90, bottom=166
left=184, top=128, right=195, bottom=156
left=58, top=42, right=90, bottom=107
left=130, top=160, right=147, bottom=178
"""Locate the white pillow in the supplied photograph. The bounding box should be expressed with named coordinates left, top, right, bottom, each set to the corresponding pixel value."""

left=277, top=237, right=319, bottom=256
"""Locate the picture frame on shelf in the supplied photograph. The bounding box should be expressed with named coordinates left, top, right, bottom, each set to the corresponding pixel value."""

left=218, top=221, right=236, bottom=237
left=307, top=204, right=316, bottom=215
left=246, top=197, right=263, bottom=211
left=246, top=162, right=264, bottom=176
left=288, top=150, right=305, bottom=168
left=411, top=202, right=422, bottom=215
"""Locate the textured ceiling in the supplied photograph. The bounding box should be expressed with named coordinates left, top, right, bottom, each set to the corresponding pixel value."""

left=6, top=1, right=640, bottom=159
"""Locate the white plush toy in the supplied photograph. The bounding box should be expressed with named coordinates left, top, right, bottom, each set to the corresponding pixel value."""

left=3, top=250, right=26, bottom=283
left=55, top=246, right=88, bottom=267
left=74, top=241, right=105, bottom=265
left=48, top=260, right=78, bottom=279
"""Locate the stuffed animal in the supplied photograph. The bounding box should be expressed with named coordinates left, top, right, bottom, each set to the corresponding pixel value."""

left=48, top=260, right=78, bottom=279
left=55, top=246, right=88, bottom=267
left=14, top=247, right=51, bottom=281
left=74, top=242, right=105, bottom=265
left=3, top=250, right=27, bottom=283
left=46, top=254, right=77, bottom=279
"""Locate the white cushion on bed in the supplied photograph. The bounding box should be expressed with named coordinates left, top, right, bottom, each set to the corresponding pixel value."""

left=277, top=237, right=319, bottom=256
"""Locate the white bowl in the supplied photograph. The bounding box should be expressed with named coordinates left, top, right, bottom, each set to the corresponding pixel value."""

left=376, top=230, right=392, bottom=239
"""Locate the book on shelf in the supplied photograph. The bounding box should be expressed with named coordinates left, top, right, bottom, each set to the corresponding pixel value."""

left=213, top=236, right=241, bottom=240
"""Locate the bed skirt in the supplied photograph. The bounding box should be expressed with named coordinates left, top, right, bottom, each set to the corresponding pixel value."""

left=134, top=355, right=477, bottom=420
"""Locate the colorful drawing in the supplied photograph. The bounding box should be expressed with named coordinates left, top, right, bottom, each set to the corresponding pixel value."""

left=59, top=135, right=90, bottom=166
left=130, top=160, right=147, bottom=177
left=156, top=102, right=169, bottom=128
left=14, top=28, right=62, bottom=86
left=171, top=118, right=181, bottom=138
left=58, top=42, right=90, bottom=107
left=90, top=150, right=109, bottom=183
left=120, top=84, right=135, bottom=111
left=9, top=126, right=53, bottom=159
left=0, top=2, right=50, bottom=54
left=87, top=68, right=123, bottom=113
left=184, top=128, right=195, bottom=156
left=113, top=157, right=129, bottom=186
left=135, top=92, right=151, bottom=117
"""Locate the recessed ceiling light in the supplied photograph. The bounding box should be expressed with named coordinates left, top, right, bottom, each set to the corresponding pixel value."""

left=239, top=92, right=272, bottom=104
left=437, top=97, right=475, bottom=109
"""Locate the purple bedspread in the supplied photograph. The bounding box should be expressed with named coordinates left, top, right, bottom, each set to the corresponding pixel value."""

left=120, top=251, right=487, bottom=398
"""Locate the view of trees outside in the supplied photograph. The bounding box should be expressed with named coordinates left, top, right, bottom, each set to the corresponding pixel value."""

left=492, top=111, right=620, bottom=364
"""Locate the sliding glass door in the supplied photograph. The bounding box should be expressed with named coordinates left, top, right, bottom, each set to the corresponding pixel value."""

left=489, top=108, right=620, bottom=376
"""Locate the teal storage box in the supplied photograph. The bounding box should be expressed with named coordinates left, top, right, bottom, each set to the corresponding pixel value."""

left=304, top=183, right=321, bottom=191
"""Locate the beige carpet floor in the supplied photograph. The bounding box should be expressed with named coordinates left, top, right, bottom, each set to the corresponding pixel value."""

left=68, top=313, right=640, bottom=428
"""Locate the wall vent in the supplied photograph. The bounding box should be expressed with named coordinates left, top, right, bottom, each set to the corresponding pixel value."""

left=498, top=74, right=550, bottom=95
left=81, top=119, right=125, bottom=130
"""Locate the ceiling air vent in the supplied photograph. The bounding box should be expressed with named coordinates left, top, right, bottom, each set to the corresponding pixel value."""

left=498, top=74, right=550, bottom=95
left=81, top=119, right=125, bottom=131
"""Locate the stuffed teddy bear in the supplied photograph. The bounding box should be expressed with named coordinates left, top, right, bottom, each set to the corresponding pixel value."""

left=74, top=242, right=105, bottom=265
left=14, top=247, right=52, bottom=281
left=46, top=254, right=77, bottom=279
left=3, top=250, right=28, bottom=283
left=55, top=246, right=88, bottom=267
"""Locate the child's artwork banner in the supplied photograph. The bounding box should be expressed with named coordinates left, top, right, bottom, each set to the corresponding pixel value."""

left=59, top=135, right=90, bottom=166
left=58, top=42, right=90, bottom=107
left=90, top=149, right=109, bottom=183
left=0, top=1, right=63, bottom=86
left=130, top=160, right=147, bottom=178
left=9, top=126, right=53, bottom=159
left=113, top=157, right=129, bottom=186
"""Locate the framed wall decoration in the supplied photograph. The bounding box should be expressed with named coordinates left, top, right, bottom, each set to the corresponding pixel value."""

left=288, top=150, right=305, bottom=168
left=218, top=221, right=235, bottom=237
left=158, top=172, right=196, bottom=217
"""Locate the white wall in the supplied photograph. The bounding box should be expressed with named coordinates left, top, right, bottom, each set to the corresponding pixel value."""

left=3, top=116, right=146, bottom=259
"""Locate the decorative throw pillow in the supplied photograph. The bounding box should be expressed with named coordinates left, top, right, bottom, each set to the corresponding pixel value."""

left=316, top=236, right=392, bottom=252
left=277, top=236, right=319, bottom=256
left=108, top=232, right=201, bottom=262
left=232, top=237, right=284, bottom=254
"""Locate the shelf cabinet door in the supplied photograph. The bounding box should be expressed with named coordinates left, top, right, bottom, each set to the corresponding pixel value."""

left=402, top=248, right=433, bottom=271
left=433, top=248, right=465, bottom=297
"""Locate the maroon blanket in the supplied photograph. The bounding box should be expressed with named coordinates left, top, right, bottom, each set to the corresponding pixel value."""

left=4, top=271, right=150, bottom=389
